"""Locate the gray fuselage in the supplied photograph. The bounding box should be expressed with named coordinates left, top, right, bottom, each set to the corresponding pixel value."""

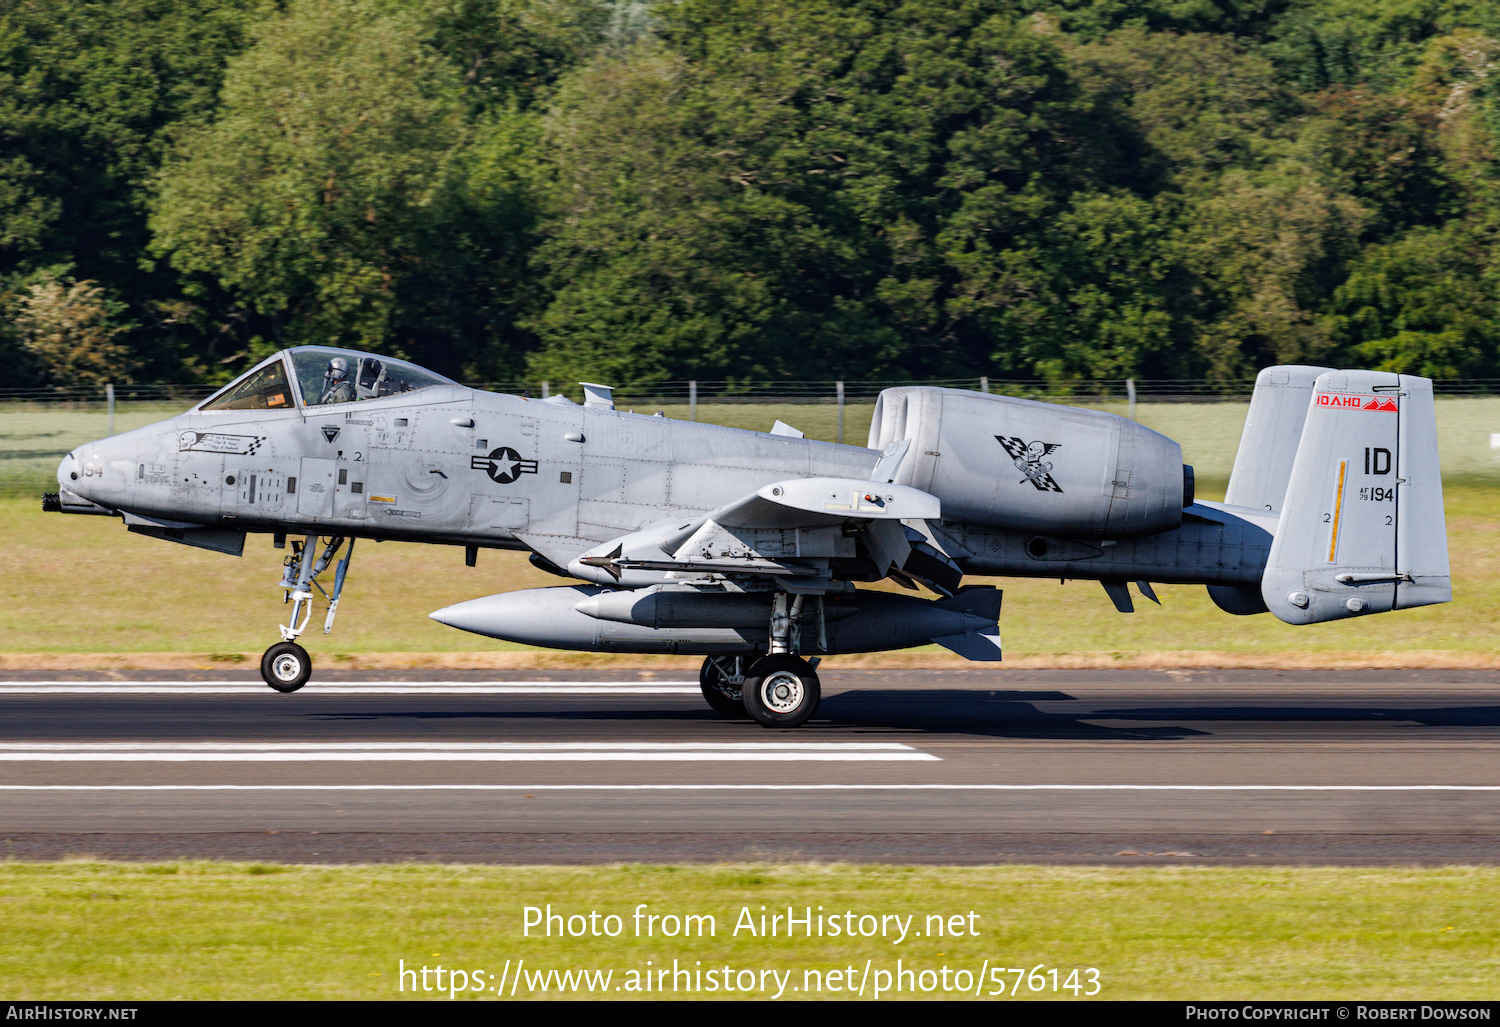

left=60, top=383, right=1272, bottom=588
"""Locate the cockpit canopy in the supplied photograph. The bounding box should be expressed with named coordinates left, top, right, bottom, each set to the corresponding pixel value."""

left=199, top=347, right=457, bottom=412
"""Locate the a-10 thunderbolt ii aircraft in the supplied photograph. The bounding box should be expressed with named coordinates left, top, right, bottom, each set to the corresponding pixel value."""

left=46, top=346, right=1451, bottom=727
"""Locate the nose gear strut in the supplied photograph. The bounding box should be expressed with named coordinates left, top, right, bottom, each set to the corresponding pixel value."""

left=260, top=534, right=355, bottom=692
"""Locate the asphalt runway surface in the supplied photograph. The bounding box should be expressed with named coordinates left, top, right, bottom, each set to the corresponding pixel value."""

left=1, top=668, right=1498, bottom=865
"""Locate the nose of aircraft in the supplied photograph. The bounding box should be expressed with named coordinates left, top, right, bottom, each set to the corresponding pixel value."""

left=56, top=432, right=134, bottom=510
left=56, top=450, right=81, bottom=491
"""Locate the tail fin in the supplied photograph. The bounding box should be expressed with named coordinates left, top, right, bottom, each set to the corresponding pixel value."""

left=1262, top=371, right=1451, bottom=624
left=1225, top=365, right=1333, bottom=514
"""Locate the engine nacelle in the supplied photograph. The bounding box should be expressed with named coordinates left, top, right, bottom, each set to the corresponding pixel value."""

left=870, top=387, right=1189, bottom=539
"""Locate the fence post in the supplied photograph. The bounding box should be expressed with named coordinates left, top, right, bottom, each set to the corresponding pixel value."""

left=541, top=381, right=549, bottom=399
left=106, top=382, right=115, bottom=436
left=1126, top=378, right=1136, bottom=420
left=980, top=376, right=989, bottom=394
left=689, top=380, right=697, bottom=422
left=836, top=380, right=845, bottom=444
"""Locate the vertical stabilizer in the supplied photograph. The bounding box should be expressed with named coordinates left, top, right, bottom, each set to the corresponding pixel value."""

left=1224, top=365, right=1332, bottom=513
left=1261, top=371, right=1450, bottom=625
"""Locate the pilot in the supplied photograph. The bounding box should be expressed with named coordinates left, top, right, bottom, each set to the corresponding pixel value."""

left=319, top=357, right=356, bottom=405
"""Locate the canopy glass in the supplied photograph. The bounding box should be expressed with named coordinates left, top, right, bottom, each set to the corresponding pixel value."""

left=199, top=347, right=457, bottom=412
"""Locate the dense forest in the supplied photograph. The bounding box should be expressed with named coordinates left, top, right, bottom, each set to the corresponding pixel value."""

left=2, top=0, right=1499, bottom=389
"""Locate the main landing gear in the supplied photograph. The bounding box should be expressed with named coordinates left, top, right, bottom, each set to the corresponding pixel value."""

left=258, top=533, right=355, bottom=692
left=741, top=653, right=821, bottom=728
left=746, top=590, right=822, bottom=728
left=699, top=653, right=822, bottom=728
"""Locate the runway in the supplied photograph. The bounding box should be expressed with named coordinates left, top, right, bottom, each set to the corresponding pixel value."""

left=2, top=668, right=1498, bottom=864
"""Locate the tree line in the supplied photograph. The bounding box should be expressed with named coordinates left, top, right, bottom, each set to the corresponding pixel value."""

left=2, top=0, right=1498, bottom=390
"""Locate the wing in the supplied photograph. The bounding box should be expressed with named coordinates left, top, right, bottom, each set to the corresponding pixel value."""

left=710, top=476, right=938, bottom=530
left=568, top=477, right=959, bottom=593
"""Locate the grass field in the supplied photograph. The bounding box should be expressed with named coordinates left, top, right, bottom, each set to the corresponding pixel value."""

left=1, top=862, right=1496, bottom=1000
left=4, top=396, right=1496, bottom=665
left=5, top=397, right=1497, bottom=1001
left=4, top=481, right=1495, bottom=664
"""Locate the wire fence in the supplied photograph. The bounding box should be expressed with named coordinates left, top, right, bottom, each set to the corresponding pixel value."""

left=7, top=376, right=1500, bottom=499
left=6, top=376, right=1500, bottom=407
left=8, top=377, right=1500, bottom=407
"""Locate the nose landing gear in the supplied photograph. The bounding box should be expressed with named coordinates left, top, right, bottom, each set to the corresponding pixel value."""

left=258, top=534, right=355, bottom=692
left=261, top=641, right=311, bottom=692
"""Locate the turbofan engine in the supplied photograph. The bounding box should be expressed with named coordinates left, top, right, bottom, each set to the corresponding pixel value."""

left=870, top=387, right=1192, bottom=539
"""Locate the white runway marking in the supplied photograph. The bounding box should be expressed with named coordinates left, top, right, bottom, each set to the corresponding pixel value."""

left=0, top=741, right=937, bottom=763
left=0, top=784, right=1494, bottom=791
left=0, top=681, right=700, bottom=695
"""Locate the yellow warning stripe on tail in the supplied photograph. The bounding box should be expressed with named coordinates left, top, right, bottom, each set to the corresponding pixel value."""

left=1327, top=459, right=1347, bottom=563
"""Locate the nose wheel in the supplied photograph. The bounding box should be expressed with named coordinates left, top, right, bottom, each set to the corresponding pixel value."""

left=741, top=654, right=821, bottom=728
left=260, top=641, right=311, bottom=692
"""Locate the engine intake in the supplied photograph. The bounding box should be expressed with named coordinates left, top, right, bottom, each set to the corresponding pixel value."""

left=870, top=387, right=1187, bottom=539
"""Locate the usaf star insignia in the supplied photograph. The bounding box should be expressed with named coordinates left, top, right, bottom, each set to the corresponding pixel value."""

left=471, top=446, right=538, bottom=485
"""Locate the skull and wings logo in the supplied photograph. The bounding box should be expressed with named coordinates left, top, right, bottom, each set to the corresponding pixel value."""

left=996, top=436, right=1064, bottom=492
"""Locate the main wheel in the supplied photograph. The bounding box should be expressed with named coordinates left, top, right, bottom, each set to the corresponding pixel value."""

left=260, top=641, right=312, bottom=693
left=699, top=656, right=748, bottom=719
left=741, top=654, right=820, bottom=728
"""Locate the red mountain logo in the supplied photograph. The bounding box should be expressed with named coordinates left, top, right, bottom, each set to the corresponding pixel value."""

left=1315, top=393, right=1398, bottom=412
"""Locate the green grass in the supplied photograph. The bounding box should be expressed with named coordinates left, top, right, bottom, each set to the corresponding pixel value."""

left=6, top=482, right=1496, bottom=659
left=0, top=402, right=188, bottom=499
left=5, top=395, right=1497, bottom=660
left=1, top=862, right=1496, bottom=999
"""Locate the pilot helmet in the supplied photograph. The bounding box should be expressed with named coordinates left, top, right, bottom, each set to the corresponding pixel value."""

left=326, top=357, right=350, bottom=382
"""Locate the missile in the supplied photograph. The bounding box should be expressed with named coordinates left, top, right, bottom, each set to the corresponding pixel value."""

left=430, top=585, right=1003, bottom=659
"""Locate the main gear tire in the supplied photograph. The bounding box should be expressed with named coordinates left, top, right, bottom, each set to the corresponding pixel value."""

left=741, top=654, right=820, bottom=728
left=261, top=641, right=312, bottom=693
left=699, top=656, right=748, bottom=719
